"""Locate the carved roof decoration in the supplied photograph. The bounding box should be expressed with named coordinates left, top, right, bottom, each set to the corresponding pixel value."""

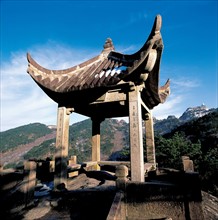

left=27, top=15, right=170, bottom=110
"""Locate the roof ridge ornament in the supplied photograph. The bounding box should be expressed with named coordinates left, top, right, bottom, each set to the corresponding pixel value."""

left=101, top=38, right=115, bottom=56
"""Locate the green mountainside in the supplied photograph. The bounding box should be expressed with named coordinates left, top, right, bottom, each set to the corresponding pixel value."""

left=163, top=110, right=218, bottom=196
left=0, top=123, right=52, bottom=153
left=165, top=110, right=218, bottom=152
left=0, top=119, right=129, bottom=167
left=154, top=116, right=182, bottom=135
left=68, top=118, right=129, bottom=163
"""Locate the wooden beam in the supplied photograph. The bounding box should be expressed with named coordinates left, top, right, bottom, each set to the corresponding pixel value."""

left=128, top=87, right=144, bottom=182
left=141, top=99, right=150, bottom=114
left=90, top=82, right=131, bottom=104
left=98, top=161, right=130, bottom=167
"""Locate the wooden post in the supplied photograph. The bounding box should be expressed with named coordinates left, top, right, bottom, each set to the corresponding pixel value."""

left=54, top=106, right=72, bottom=189
left=68, top=156, right=78, bottom=178
left=144, top=111, right=156, bottom=167
left=116, top=165, right=129, bottom=190
left=91, top=118, right=102, bottom=170
left=182, top=156, right=194, bottom=172
left=128, top=87, right=144, bottom=182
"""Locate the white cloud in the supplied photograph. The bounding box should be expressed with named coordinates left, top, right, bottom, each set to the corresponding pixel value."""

left=172, top=77, right=200, bottom=89
left=0, top=42, right=94, bottom=131
left=28, top=41, right=97, bottom=69
left=153, top=76, right=201, bottom=119
left=153, top=94, right=184, bottom=119
left=117, top=45, right=138, bottom=54
left=129, top=12, right=148, bottom=25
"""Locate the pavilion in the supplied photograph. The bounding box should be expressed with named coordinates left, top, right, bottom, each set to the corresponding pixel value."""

left=27, top=15, right=170, bottom=188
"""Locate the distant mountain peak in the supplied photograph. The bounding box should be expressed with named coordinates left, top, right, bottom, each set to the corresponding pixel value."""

left=179, top=104, right=212, bottom=122
left=153, top=105, right=217, bottom=135
left=167, top=115, right=177, bottom=120
left=185, top=104, right=208, bottom=112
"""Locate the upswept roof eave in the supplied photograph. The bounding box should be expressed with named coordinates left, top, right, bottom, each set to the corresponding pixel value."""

left=27, top=15, right=163, bottom=92
left=27, top=52, right=102, bottom=75
left=159, top=79, right=170, bottom=103
left=107, top=15, right=163, bottom=76
left=26, top=14, right=170, bottom=107
left=141, top=43, right=169, bottom=108
left=27, top=52, right=108, bottom=92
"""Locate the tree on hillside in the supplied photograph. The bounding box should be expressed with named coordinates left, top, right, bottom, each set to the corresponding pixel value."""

left=154, top=132, right=202, bottom=170
left=200, top=147, right=218, bottom=195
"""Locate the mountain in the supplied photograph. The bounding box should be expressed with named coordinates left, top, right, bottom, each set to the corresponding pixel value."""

left=179, top=104, right=215, bottom=122
left=153, top=115, right=182, bottom=135
left=165, top=109, right=218, bottom=151
left=1, top=106, right=217, bottom=196
left=154, top=105, right=217, bottom=135
left=0, top=105, right=216, bottom=167
left=0, top=119, right=129, bottom=168
left=0, top=123, right=54, bottom=153
left=0, top=123, right=56, bottom=167
left=68, top=118, right=129, bottom=163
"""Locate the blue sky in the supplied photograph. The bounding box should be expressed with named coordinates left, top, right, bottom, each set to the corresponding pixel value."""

left=1, top=0, right=217, bottom=131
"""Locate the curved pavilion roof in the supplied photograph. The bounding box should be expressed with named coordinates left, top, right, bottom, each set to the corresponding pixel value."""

left=27, top=15, right=169, bottom=114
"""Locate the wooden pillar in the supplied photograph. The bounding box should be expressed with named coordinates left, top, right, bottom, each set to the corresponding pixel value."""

left=145, top=111, right=156, bottom=167
left=54, top=106, right=72, bottom=189
left=91, top=118, right=102, bottom=170
left=23, top=161, right=36, bottom=207
left=128, top=87, right=144, bottom=182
